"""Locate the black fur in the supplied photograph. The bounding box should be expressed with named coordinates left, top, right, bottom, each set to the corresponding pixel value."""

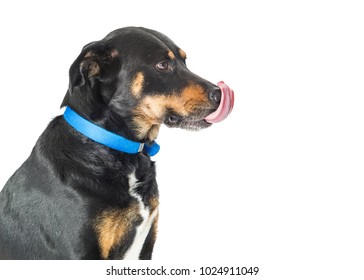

left=0, top=27, right=221, bottom=259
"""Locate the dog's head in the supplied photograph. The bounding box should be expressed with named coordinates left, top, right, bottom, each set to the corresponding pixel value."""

left=62, top=27, right=230, bottom=142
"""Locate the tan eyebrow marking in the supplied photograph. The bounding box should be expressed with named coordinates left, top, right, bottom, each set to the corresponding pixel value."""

left=167, top=50, right=175, bottom=60
left=178, top=49, right=187, bottom=59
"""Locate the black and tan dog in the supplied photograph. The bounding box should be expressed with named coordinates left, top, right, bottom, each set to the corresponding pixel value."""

left=0, top=27, right=234, bottom=259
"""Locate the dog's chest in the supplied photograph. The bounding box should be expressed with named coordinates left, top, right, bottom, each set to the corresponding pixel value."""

left=122, top=171, right=158, bottom=259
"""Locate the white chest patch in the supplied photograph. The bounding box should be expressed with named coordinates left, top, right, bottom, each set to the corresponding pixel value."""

left=123, top=172, right=158, bottom=260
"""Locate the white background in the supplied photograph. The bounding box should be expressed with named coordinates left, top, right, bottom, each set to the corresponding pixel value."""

left=0, top=0, right=363, bottom=279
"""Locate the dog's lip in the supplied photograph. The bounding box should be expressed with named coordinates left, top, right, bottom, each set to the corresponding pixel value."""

left=183, top=110, right=214, bottom=123
left=185, top=119, right=212, bottom=130
left=204, top=81, right=234, bottom=123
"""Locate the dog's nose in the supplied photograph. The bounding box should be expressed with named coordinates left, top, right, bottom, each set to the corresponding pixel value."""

left=209, top=88, right=221, bottom=104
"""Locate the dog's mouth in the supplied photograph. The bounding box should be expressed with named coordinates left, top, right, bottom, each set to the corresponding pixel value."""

left=164, top=112, right=213, bottom=130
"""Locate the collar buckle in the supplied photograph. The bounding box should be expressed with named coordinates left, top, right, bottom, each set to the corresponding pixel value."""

left=138, top=143, right=145, bottom=153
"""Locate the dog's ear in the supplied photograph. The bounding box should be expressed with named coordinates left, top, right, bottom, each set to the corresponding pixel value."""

left=61, top=42, right=120, bottom=108
left=70, top=42, right=120, bottom=89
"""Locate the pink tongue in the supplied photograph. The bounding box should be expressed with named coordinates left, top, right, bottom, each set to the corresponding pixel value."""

left=205, top=81, right=234, bottom=123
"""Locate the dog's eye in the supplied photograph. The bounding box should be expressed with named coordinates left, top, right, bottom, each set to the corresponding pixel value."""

left=168, top=115, right=180, bottom=124
left=156, top=61, right=169, bottom=71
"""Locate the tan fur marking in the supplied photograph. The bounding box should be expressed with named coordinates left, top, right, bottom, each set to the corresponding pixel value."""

left=94, top=203, right=141, bottom=259
left=133, top=84, right=209, bottom=139
left=179, top=49, right=187, bottom=59
left=147, top=124, right=160, bottom=142
left=84, top=51, right=96, bottom=58
left=82, top=51, right=100, bottom=77
left=87, top=62, right=100, bottom=77
left=131, top=72, right=145, bottom=98
left=167, top=50, right=175, bottom=60
left=149, top=197, right=159, bottom=213
left=151, top=212, right=159, bottom=242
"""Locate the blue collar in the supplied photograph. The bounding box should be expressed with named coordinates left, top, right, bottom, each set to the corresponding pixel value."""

left=63, top=106, right=160, bottom=156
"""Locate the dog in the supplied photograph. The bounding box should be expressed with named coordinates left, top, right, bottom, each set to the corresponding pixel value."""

left=0, top=27, right=234, bottom=259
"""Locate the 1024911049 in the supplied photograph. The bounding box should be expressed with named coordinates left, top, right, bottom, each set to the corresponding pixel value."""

left=199, top=266, right=259, bottom=276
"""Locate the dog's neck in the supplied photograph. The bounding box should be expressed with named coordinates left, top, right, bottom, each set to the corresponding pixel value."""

left=63, top=106, right=160, bottom=156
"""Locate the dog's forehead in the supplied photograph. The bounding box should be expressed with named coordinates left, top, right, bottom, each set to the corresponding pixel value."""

left=104, top=27, right=180, bottom=59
